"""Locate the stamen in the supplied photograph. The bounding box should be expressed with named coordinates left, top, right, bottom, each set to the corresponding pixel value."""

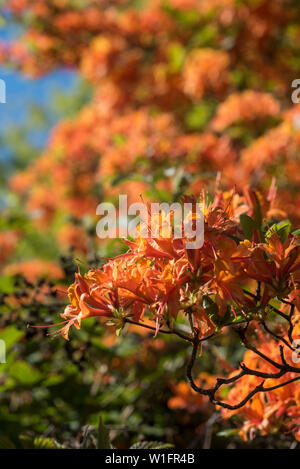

left=28, top=320, right=69, bottom=329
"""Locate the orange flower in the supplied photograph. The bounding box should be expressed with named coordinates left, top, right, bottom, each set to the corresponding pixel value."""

left=168, top=373, right=215, bottom=414
left=4, top=260, right=64, bottom=283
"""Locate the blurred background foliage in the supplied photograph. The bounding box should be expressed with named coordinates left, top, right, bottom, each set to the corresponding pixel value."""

left=1, top=0, right=300, bottom=449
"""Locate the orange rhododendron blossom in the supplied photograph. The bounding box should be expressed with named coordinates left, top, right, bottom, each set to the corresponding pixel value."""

left=4, top=260, right=64, bottom=284
left=168, top=373, right=215, bottom=414
left=183, top=48, right=230, bottom=99
left=52, top=190, right=256, bottom=339
left=211, top=91, right=280, bottom=132
left=50, top=187, right=300, bottom=342
left=8, top=0, right=300, bottom=239
left=41, top=186, right=300, bottom=427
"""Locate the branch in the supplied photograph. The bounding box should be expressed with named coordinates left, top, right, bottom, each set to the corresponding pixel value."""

left=125, top=318, right=194, bottom=343
left=185, top=302, right=300, bottom=410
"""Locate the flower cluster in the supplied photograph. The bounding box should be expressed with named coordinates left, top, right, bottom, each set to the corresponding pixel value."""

left=57, top=188, right=300, bottom=341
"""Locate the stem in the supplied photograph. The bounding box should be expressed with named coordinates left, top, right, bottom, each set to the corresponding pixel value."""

left=124, top=318, right=193, bottom=343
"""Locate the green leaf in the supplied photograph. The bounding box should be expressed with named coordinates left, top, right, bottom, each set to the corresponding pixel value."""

left=20, top=435, right=62, bottom=449
left=97, top=415, right=111, bottom=449
left=185, top=102, right=214, bottom=131
left=292, top=228, right=300, bottom=236
left=167, top=43, right=185, bottom=73
left=216, top=429, right=239, bottom=438
left=190, top=25, right=217, bottom=48
left=0, top=326, right=24, bottom=350
left=9, top=361, right=42, bottom=386
left=33, top=438, right=60, bottom=449
left=42, top=375, right=64, bottom=387
left=111, top=133, right=127, bottom=146
left=240, top=214, right=256, bottom=240
left=203, top=295, right=218, bottom=315
left=266, top=220, right=291, bottom=243
left=0, top=275, right=15, bottom=294
left=130, top=441, right=174, bottom=449
left=163, top=4, right=200, bottom=28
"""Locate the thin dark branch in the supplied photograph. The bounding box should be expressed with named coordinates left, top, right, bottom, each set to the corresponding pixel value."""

left=125, top=318, right=194, bottom=343
left=262, top=321, right=295, bottom=352
left=185, top=300, right=300, bottom=410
